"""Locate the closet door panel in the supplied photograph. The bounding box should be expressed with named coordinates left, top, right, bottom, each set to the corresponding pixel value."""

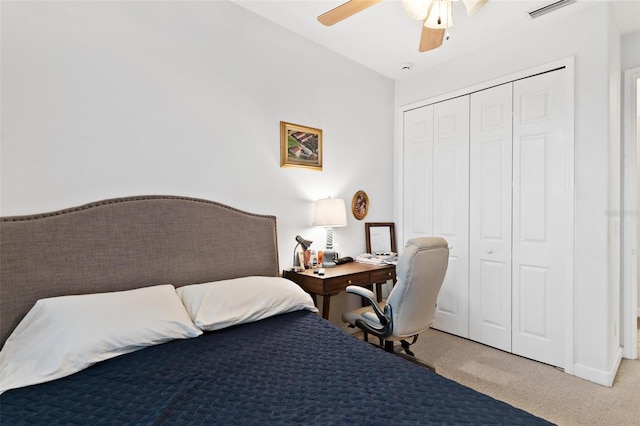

left=403, top=106, right=434, bottom=242
left=512, top=69, right=568, bottom=368
left=432, top=96, right=470, bottom=338
left=469, top=83, right=513, bottom=351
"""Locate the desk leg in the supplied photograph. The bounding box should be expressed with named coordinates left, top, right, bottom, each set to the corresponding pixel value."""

left=375, top=283, right=383, bottom=302
left=322, top=294, right=331, bottom=320
left=374, top=278, right=395, bottom=302
left=362, top=284, right=384, bottom=306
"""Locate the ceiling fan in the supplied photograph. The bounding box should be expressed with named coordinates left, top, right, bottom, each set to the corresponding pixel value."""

left=318, top=0, right=488, bottom=53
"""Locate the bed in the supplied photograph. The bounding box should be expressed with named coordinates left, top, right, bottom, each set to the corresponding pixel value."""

left=0, top=195, right=552, bottom=425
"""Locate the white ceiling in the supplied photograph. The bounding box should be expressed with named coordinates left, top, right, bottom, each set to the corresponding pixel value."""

left=231, top=0, right=640, bottom=80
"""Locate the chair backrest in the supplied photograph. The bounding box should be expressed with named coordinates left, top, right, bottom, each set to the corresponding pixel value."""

left=386, top=237, right=449, bottom=338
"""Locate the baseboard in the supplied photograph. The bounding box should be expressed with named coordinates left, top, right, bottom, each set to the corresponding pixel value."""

left=573, top=346, right=623, bottom=387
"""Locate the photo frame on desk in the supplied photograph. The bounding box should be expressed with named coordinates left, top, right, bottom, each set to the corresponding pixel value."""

left=365, top=222, right=396, bottom=255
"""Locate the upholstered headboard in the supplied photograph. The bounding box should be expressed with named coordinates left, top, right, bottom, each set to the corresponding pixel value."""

left=0, top=195, right=279, bottom=347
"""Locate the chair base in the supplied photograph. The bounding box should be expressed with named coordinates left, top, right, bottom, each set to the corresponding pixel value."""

left=364, top=332, right=417, bottom=355
left=360, top=337, right=435, bottom=373
left=358, top=330, right=433, bottom=371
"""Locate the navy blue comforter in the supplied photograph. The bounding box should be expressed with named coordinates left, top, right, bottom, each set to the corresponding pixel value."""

left=0, top=310, right=552, bottom=425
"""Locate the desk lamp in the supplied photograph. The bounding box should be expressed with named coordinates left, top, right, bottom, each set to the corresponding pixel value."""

left=313, top=197, right=347, bottom=267
left=293, top=235, right=313, bottom=268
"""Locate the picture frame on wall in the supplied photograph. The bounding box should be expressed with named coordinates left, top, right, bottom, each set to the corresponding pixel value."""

left=352, top=190, right=369, bottom=220
left=280, top=121, right=323, bottom=171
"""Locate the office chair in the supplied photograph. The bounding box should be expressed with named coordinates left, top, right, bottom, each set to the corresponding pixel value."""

left=342, top=237, right=449, bottom=356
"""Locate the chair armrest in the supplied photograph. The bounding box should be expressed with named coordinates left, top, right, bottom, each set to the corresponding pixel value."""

left=346, top=285, right=375, bottom=299
left=346, top=285, right=389, bottom=326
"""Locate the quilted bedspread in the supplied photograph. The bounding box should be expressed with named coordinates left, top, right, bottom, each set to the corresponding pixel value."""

left=0, top=310, right=552, bottom=425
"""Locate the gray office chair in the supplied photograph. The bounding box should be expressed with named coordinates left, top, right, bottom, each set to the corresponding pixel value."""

left=342, top=237, right=449, bottom=356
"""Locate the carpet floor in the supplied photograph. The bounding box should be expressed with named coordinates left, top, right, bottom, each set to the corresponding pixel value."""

left=355, top=328, right=640, bottom=425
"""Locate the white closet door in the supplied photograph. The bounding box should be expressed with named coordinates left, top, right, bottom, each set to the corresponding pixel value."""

left=469, top=83, right=513, bottom=351
left=432, top=96, right=470, bottom=338
left=512, top=69, right=568, bottom=368
left=403, top=105, right=435, bottom=242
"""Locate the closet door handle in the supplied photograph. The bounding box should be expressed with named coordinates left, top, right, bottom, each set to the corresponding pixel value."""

left=486, top=249, right=493, bottom=254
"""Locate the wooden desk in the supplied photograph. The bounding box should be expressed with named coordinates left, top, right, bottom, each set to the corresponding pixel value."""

left=283, top=262, right=396, bottom=320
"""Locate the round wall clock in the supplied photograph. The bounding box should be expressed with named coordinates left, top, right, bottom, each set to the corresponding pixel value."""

left=351, top=190, right=369, bottom=220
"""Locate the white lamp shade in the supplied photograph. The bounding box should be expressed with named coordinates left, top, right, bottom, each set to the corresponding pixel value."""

left=313, top=198, right=347, bottom=227
left=401, top=0, right=432, bottom=21
left=425, top=0, right=454, bottom=29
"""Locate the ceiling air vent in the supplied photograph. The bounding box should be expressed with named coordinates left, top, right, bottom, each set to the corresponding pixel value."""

left=528, top=0, right=576, bottom=19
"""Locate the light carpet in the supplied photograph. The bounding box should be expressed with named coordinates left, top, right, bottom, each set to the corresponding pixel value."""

left=356, top=329, right=640, bottom=425
left=413, top=330, right=640, bottom=426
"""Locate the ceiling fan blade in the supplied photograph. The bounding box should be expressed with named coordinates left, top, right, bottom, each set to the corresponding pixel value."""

left=462, top=0, right=488, bottom=16
left=419, top=26, right=445, bottom=52
left=317, top=0, right=382, bottom=26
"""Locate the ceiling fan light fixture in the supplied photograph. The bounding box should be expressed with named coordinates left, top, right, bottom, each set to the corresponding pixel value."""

left=424, top=0, right=454, bottom=29
left=401, top=0, right=432, bottom=21
left=462, top=0, right=487, bottom=16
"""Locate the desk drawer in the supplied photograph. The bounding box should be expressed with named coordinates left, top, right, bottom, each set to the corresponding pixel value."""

left=324, top=273, right=370, bottom=293
left=370, top=268, right=395, bottom=283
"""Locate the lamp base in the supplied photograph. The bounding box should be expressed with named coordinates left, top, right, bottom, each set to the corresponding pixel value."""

left=322, top=249, right=337, bottom=267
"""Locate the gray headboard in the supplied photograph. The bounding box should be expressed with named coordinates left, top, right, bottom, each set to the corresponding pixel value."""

left=0, top=195, right=279, bottom=347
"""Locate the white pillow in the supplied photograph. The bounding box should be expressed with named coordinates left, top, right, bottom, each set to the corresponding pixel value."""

left=0, top=284, right=202, bottom=394
left=176, top=276, right=318, bottom=331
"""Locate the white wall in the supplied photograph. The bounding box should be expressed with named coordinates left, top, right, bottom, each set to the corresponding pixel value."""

left=0, top=1, right=396, bottom=327
left=606, top=6, right=622, bottom=375
left=622, top=32, right=640, bottom=70
left=621, top=31, right=640, bottom=314
left=395, top=3, right=620, bottom=384
left=0, top=0, right=395, bottom=322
